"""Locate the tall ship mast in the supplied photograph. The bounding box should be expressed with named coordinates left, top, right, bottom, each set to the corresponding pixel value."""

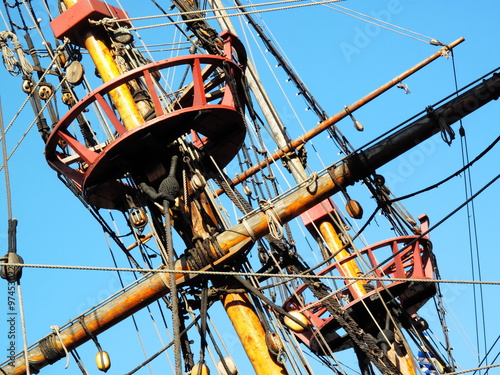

left=0, top=1, right=499, bottom=375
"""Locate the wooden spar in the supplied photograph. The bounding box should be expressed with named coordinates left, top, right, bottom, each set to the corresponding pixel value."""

left=3, top=69, right=500, bottom=375
left=60, top=0, right=144, bottom=130
left=214, top=37, right=465, bottom=195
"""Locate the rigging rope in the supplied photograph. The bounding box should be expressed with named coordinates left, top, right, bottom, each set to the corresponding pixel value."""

left=2, top=262, right=499, bottom=286
left=119, top=0, right=344, bottom=23
left=2, top=88, right=30, bottom=375
left=472, top=335, right=500, bottom=375
left=70, top=349, right=89, bottom=375
left=16, top=282, right=30, bottom=375
left=124, top=315, right=201, bottom=375
left=322, top=2, right=437, bottom=44
left=450, top=49, right=489, bottom=370
left=447, top=363, right=500, bottom=375
left=0, top=98, right=12, bottom=220
left=122, top=0, right=345, bottom=31
left=389, top=135, right=500, bottom=203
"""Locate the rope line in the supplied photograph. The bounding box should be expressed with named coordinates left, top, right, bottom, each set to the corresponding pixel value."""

left=112, top=0, right=344, bottom=23
left=322, top=2, right=435, bottom=44
left=2, top=262, right=500, bottom=285
left=16, top=282, right=30, bottom=375
left=390, top=135, right=500, bottom=203
left=451, top=48, right=489, bottom=369
left=0, top=98, right=12, bottom=220
left=447, top=363, right=500, bottom=375
left=124, top=0, right=345, bottom=31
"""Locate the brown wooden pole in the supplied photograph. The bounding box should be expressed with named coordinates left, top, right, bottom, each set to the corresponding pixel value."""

left=214, top=37, right=465, bottom=195
left=3, top=69, right=500, bottom=375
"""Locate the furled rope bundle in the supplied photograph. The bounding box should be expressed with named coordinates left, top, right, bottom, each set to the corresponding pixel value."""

left=0, top=30, right=33, bottom=75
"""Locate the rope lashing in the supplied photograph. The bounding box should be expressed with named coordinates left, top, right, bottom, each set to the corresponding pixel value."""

left=0, top=219, right=23, bottom=283
left=50, top=325, right=70, bottom=369
left=426, top=106, right=455, bottom=146
left=259, top=200, right=283, bottom=240
left=241, top=219, right=257, bottom=241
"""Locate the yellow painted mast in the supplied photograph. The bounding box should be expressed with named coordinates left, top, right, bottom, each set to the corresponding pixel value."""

left=221, top=284, right=288, bottom=375
left=317, top=219, right=366, bottom=298
left=62, top=0, right=143, bottom=130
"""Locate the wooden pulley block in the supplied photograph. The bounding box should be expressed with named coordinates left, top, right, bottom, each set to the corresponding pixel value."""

left=66, top=60, right=85, bottom=85
left=345, top=199, right=363, bottom=219
left=38, top=84, right=53, bottom=100
left=217, top=357, right=238, bottom=375
left=283, top=310, right=309, bottom=332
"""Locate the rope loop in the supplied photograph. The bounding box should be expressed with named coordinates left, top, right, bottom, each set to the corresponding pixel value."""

left=260, top=200, right=283, bottom=240
left=426, top=106, right=455, bottom=146
left=12, top=39, right=32, bottom=75
left=439, top=116, right=455, bottom=146
left=0, top=31, right=19, bottom=74
left=306, top=172, right=318, bottom=194
left=0, top=31, right=32, bottom=75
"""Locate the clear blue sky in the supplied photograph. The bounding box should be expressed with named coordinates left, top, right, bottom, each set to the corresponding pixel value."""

left=0, top=0, right=499, bottom=374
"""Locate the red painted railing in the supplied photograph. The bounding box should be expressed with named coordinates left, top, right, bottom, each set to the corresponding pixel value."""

left=45, top=33, right=247, bottom=208
left=283, top=215, right=436, bottom=350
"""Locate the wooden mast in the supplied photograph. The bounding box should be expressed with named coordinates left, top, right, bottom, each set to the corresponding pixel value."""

left=3, top=70, right=500, bottom=375
left=60, top=0, right=144, bottom=130
left=220, top=284, right=288, bottom=375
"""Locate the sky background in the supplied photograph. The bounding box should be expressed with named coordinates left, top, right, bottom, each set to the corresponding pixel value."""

left=0, top=0, right=499, bottom=374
